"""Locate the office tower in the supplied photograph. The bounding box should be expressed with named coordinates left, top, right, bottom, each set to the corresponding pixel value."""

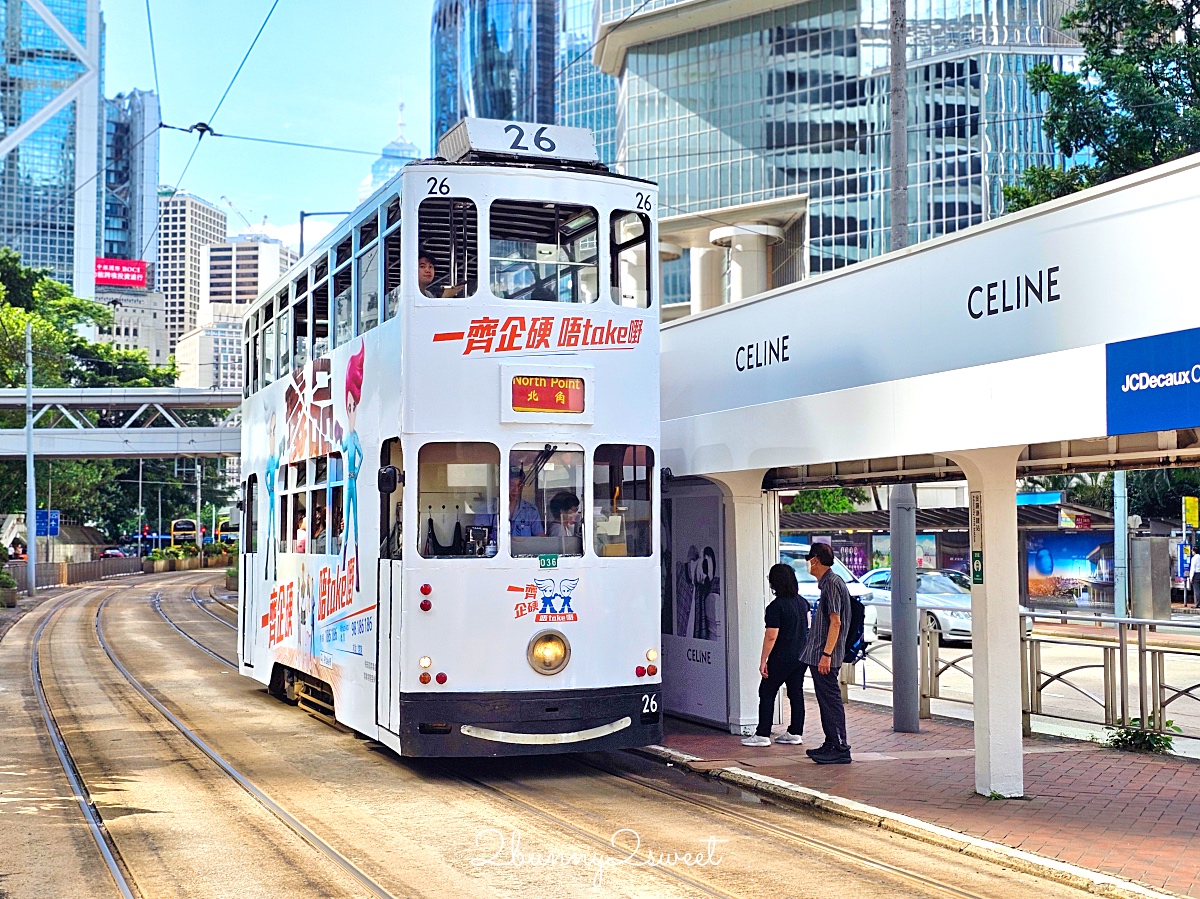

left=175, top=318, right=244, bottom=390
left=94, top=286, right=170, bottom=366
left=358, top=100, right=423, bottom=201
left=0, top=0, right=103, bottom=294
left=200, top=233, right=297, bottom=326
left=102, top=90, right=160, bottom=272
left=556, top=0, right=618, bottom=167
left=157, top=188, right=227, bottom=350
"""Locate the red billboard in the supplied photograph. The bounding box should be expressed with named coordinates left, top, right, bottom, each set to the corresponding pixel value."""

left=95, top=257, right=147, bottom=288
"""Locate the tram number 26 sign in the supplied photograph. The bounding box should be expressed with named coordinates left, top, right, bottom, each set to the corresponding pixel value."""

left=511, top=376, right=585, bottom=414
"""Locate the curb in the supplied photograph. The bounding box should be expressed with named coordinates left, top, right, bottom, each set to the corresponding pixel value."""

left=634, top=745, right=1183, bottom=899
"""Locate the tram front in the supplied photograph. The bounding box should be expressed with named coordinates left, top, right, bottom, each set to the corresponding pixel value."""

left=390, top=120, right=663, bottom=756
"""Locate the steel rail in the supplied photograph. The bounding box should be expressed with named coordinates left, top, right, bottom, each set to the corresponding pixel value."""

left=31, top=588, right=137, bottom=899
left=593, top=756, right=993, bottom=899
left=187, top=586, right=236, bottom=630
left=150, top=591, right=237, bottom=667
left=95, top=594, right=397, bottom=899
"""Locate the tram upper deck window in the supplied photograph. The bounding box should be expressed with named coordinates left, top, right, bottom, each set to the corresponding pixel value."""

left=593, top=444, right=654, bottom=557
left=335, top=235, right=352, bottom=267
left=417, top=442, right=498, bottom=558
left=313, top=282, right=330, bottom=357
left=358, top=242, right=380, bottom=334
left=611, top=211, right=652, bottom=308
left=384, top=226, right=402, bottom=320
left=418, top=197, right=478, bottom=298
left=292, top=291, right=309, bottom=366
left=490, top=201, right=598, bottom=303
left=262, top=318, right=276, bottom=385
left=333, top=265, right=353, bottom=347
left=509, top=445, right=584, bottom=558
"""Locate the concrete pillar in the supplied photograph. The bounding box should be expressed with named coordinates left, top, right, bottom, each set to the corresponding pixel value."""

left=947, top=446, right=1024, bottom=797
left=709, top=223, right=784, bottom=304
left=689, top=247, right=724, bottom=315
left=890, top=484, right=919, bottom=732
left=707, top=469, right=773, bottom=734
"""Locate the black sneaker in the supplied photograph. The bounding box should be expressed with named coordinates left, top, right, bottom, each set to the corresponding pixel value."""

left=813, top=746, right=852, bottom=765
left=805, top=743, right=833, bottom=759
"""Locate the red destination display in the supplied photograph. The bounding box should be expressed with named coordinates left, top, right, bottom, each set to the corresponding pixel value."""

left=511, top=375, right=585, bottom=413
left=95, top=257, right=147, bottom=288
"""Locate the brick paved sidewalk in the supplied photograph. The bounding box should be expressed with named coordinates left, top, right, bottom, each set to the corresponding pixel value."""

left=662, top=699, right=1200, bottom=897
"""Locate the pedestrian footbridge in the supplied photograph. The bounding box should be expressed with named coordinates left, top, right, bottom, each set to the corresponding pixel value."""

left=658, top=153, right=1200, bottom=796
left=0, top=387, right=241, bottom=459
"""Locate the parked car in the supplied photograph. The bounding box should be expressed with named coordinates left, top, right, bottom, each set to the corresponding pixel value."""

left=860, top=567, right=1032, bottom=644
left=779, top=544, right=875, bottom=611
left=101, top=547, right=127, bottom=558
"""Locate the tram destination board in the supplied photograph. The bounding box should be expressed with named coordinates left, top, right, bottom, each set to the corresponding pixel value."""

left=511, top=375, right=585, bottom=413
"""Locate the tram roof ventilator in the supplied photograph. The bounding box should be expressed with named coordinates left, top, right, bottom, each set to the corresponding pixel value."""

left=435, top=117, right=613, bottom=175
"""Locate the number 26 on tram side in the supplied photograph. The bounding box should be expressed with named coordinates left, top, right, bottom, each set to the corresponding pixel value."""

left=237, top=119, right=663, bottom=756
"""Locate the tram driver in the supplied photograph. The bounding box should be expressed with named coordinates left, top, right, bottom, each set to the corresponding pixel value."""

left=418, top=248, right=466, bottom=299
left=508, top=465, right=545, bottom=537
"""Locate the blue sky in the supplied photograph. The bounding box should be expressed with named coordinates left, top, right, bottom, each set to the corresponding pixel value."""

left=103, top=0, right=437, bottom=250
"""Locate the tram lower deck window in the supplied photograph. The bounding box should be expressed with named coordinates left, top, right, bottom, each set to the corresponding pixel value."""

left=509, top=445, right=584, bottom=558
left=418, top=442, right=499, bottom=558
left=490, top=200, right=598, bottom=303
left=594, top=445, right=654, bottom=557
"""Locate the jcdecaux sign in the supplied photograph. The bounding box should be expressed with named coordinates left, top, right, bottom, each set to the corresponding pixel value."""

left=1107, top=326, right=1200, bottom=436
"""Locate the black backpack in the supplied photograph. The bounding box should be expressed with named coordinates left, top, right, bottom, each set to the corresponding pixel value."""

left=843, top=594, right=868, bottom=664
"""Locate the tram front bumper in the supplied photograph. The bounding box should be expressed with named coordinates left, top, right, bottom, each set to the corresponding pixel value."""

left=396, top=684, right=663, bottom=757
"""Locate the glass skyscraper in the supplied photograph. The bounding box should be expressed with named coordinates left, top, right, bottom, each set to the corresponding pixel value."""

left=556, top=0, right=618, bottom=166
left=596, top=0, right=1081, bottom=299
left=430, top=0, right=558, bottom=147
left=103, top=89, right=159, bottom=269
left=0, top=0, right=103, bottom=293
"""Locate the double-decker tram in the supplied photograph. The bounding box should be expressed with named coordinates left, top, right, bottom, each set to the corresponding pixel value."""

left=171, top=518, right=197, bottom=546
left=237, top=119, right=662, bottom=756
left=217, top=518, right=238, bottom=545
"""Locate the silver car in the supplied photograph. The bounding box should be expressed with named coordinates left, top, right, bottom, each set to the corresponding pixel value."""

left=860, top=567, right=974, bottom=644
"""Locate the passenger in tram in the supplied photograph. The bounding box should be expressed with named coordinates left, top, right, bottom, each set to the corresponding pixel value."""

left=508, top=466, right=545, bottom=537
left=418, top=249, right=465, bottom=298
left=295, top=512, right=308, bottom=554
left=547, top=492, right=581, bottom=537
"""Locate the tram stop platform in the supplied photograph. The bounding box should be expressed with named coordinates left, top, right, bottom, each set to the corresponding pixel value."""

left=652, top=700, right=1200, bottom=899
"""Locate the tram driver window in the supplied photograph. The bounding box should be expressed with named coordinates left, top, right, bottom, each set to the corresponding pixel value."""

left=593, top=444, right=654, bottom=557
left=490, top=201, right=598, bottom=303
left=509, top=445, right=584, bottom=558
left=611, top=211, right=652, bottom=308
left=417, top=442, right=498, bottom=558
left=418, top=197, right=478, bottom=298
left=379, top=437, right=402, bottom=560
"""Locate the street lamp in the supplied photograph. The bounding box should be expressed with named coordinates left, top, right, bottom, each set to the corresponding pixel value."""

left=298, top=210, right=351, bottom=257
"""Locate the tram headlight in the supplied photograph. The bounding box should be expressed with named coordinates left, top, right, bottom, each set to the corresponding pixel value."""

left=646, top=649, right=658, bottom=662
left=419, top=656, right=432, bottom=669
left=527, top=630, right=571, bottom=676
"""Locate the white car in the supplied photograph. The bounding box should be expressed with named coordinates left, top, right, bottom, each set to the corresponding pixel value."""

left=861, top=567, right=974, bottom=644
left=779, top=544, right=875, bottom=614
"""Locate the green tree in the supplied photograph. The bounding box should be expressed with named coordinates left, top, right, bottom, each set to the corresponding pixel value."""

left=1004, top=0, right=1200, bottom=211
left=0, top=246, right=48, bottom=311
left=784, top=487, right=870, bottom=514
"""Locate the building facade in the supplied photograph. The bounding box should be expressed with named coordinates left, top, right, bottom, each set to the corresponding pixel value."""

left=430, top=0, right=558, bottom=146
left=0, top=0, right=103, bottom=294
left=556, top=0, right=619, bottom=166
left=175, top=317, right=243, bottom=390
left=157, top=188, right=228, bottom=350
left=594, top=0, right=1080, bottom=315
left=200, top=233, right=296, bottom=326
left=94, top=286, right=170, bottom=366
left=358, top=101, right=423, bottom=201
left=102, top=90, right=159, bottom=272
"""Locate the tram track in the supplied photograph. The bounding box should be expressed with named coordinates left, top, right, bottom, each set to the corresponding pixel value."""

left=32, top=581, right=399, bottom=899
left=130, top=579, right=1100, bottom=899
left=188, top=585, right=237, bottom=630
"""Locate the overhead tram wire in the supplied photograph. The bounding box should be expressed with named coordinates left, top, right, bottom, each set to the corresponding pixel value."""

left=144, top=0, right=162, bottom=109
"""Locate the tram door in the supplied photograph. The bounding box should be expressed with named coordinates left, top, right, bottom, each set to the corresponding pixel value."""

left=376, top=439, right=403, bottom=733
left=241, top=476, right=260, bottom=667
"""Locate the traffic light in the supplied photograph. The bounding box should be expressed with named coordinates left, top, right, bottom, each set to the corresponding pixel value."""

left=142, top=525, right=150, bottom=535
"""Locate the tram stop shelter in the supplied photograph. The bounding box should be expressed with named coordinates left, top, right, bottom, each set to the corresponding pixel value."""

left=658, top=152, right=1200, bottom=797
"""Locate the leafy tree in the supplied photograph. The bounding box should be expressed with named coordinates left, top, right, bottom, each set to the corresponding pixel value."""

left=1004, top=0, right=1200, bottom=210
left=784, top=487, right=870, bottom=514
left=0, top=246, right=48, bottom=311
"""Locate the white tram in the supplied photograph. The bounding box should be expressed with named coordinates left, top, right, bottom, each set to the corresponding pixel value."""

left=237, top=119, right=663, bottom=756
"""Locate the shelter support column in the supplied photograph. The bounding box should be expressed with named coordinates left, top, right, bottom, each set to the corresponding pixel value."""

left=948, top=446, right=1024, bottom=797
left=707, top=469, right=773, bottom=733
left=709, top=223, right=784, bottom=305
left=690, top=247, right=724, bottom=315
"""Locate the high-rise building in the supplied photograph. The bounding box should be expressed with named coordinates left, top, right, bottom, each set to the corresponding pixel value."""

left=0, top=0, right=104, bottom=294
left=157, top=188, right=227, bottom=350
left=358, top=101, right=423, bottom=201
left=431, top=0, right=557, bottom=146
left=94, top=286, right=170, bottom=366
left=175, top=317, right=243, bottom=390
left=593, top=0, right=1080, bottom=316
left=556, top=0, right=618, bottom=166
left=200, top=233, right=297, bottom=326
left=102, top=90, right=159, bottom=272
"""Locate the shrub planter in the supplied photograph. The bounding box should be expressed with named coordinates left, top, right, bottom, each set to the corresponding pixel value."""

left=143, top=559, right=169, bottom=574
left=0, top=587, right=17, bottom=608
left=225, top=573, right=239, bottom=593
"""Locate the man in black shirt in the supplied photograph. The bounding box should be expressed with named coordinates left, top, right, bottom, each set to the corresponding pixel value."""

left=801, top=542, right=853, bottom=764
left=742, top=563, right=809, bottom=747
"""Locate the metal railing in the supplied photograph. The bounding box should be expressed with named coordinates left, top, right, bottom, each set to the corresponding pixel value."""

left=851, top=609, right=1200, bottom=741
left=4, top=557, right=143, bottom=593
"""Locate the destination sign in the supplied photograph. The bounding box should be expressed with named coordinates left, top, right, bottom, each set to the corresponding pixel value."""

left=511, top=375, right=585, bottom=414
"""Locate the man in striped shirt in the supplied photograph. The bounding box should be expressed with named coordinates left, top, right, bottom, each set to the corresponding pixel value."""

left=801, top=542, right=853, bottom=764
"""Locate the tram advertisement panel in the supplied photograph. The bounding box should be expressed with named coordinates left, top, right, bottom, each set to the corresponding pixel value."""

left=661, top=481, right=728, bottom=725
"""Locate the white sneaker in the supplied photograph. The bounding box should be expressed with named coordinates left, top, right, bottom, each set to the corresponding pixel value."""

left=740, top=735, right=771, bottom=747
left=774, top=732, right=803, bottom=745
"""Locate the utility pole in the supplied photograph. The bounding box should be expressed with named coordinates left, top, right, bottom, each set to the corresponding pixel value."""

left=890, top=484, right=919, bottom=731
left=1114, top=470, right=1128, bottom=617
left=195, top=459, right=203, bottom=549
left=25, top=323, right=36, bottom=596
left=889, top=0, right=908, bottom=252
left=138, top=459, right=144, bottom=558
left=298, top=210, right=350, bottom=256
left=157, top=487, right=162, bottom=551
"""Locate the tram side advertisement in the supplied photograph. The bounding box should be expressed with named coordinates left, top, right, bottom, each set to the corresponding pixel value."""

left=247, top=337, right=383, bottom=728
